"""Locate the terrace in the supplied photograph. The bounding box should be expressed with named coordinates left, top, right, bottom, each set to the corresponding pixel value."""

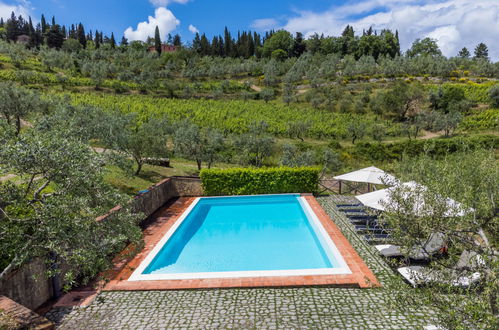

left=46, top=194, right=437, bottom=329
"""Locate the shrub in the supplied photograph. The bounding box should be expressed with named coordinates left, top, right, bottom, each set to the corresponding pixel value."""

left=200, top=166, right=320, bottom=196
left=352, top=135, right=499, bottom=161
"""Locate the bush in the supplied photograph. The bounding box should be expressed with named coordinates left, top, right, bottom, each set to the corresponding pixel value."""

left=200, top=166, right=320, bottom=196
left=353, top=135, right=499, bottom=161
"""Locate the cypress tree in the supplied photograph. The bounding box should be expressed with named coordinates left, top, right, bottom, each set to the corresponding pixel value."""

left=110, top=32, right=116, bottom=49
left=41, top=14, right=47, bottom=33
left=154, top=25, right=162, bottom=54
left=46, top=24, right=64, bottom=48
left=51, top=16, right=56, bottom=26
left=200, top=33, right=210, bottom=56
left=94, top=30, right=100, bottom=48
left=6, top=12, right=19, bottom=41
left=27, top=17, right=36, bottom=48
left=61, top=25, right=67, bottom=38
left=193, top=33, right=201, bottom=53
left=120, top=36, right=128, bottom=46
left=224, top=27, right=232, bottom=57
left=77, top=23, right=86, bottom=48
left=0, top=18, right=4, bottom=28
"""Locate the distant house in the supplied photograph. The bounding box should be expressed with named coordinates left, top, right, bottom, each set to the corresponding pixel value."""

left=16, top=34, right=30, bottom=44
left=147, top=44, right=177, bottom=53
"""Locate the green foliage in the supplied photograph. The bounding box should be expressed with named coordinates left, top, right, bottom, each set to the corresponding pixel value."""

left=262, top=30, right=294, bottom=58
left=0, top=130, right=142, bottom=285
left=200, top=166, right=320, bottom=196
left=352, top=135, right=499, bottom=161
left=66, top=92, right=375, bottom=139
left=383, top=150, right=498, bottom=329
left=460, top=108, right=499, bottom=130
left=489, top=85, right=499, bottom=107
left=406, top=38, right=442, bottom=57
left=174, top=120, right=224, bottom=170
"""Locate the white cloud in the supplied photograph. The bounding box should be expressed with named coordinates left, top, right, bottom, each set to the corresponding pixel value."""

left=0, top=0, right=32, bottom=20
left=188, top=24, right=199, bottom=34
left=275, top=0, right=499, bottom=60
left=124, top=7, right=180, bottom=41
left=250, top=18, right=279, bottom=31
left=149, top=0, right=189, bottom=7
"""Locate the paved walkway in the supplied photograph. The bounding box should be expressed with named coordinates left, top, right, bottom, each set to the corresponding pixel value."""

left=47, top=196, right=437, bottom=329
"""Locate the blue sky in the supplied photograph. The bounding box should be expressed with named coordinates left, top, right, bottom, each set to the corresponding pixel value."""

left=1, top=1, right=498, bottom=60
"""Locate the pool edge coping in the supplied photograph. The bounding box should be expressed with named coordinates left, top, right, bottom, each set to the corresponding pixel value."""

left=102, top=195, right=380, bottom=291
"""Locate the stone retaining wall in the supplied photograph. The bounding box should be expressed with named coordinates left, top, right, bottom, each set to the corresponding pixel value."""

left=0, top=176, right=203, bottom=311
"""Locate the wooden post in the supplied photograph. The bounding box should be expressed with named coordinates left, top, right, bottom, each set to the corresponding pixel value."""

left=339, top=181, right=342, bottom=194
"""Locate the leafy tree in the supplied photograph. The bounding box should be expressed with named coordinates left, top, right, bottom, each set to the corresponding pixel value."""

left=61, top=38, right=81, bottom=53
left=429, top=110, right=462, bottom=137
left=260, top=88, right=275, bottom=103
left=377, top=82, right=425, bottom=121
left=406, top=38, right=442, bottom=57
left=347, top=120, right=367, bottom=144
left=382, top=150, right=498, bottom=329
left=233, top=121, right=275, bottom=167
left=474, top=43, right=489, bottom=59
left=488, top=85, right=499, bottom=108
left=280, top=143, right=315, bottom=167
left=282, top=82, right=294, bottom=105
left=263, top=59, right=279, bottom=86
left=0, top=130, right=142, bottom=286
left=113, top=114, right=171, bottom=175
left=0, top=82, right=47, bottom=136
left=287, top=121, right=311, bottom=141
left=174, top=120, right=224, bottom=170
left=81, top=60, right=113, bottom=89
left=262, top=30, right=294, bottom=58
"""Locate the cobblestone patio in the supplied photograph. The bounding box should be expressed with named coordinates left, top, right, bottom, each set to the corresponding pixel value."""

left=47, top=195, right=436, bottom=329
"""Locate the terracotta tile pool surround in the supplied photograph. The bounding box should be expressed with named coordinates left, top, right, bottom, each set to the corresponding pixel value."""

left=103, top=195, right=380, bottom=291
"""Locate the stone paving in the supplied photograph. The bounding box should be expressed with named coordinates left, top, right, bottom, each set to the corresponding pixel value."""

left=47, top=195, right=437, bottom=329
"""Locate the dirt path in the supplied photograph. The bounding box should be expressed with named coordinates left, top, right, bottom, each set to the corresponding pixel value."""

left=0, top=174, right=17, bottom=182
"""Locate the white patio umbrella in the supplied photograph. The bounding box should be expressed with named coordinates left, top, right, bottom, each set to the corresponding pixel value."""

left=355, top=181, right=471, bottom=217
left=333, top=166, right=396, bottom=185
left=333, top=166, right=397, bottom=193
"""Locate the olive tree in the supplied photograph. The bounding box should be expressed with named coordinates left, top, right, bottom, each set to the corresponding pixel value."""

left=174, top=120, right=224, bottom=170
left=280, top=143, right=315, bottom=167
left=113, top=114, right=171, bottom=175
left=233, top=121, right=275, bottom=167
left=0, top=131, right=142, bottom=286
left=0, top=82, right=47, bottom=136
left=382, top=150, right=498, bottom=329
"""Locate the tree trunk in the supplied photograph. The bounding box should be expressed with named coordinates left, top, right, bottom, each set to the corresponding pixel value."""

left=135, top=160, right=143, bottom=176
left=196, top=159, right=202, bottom=171
left=15, top=116, right=21, bottom=136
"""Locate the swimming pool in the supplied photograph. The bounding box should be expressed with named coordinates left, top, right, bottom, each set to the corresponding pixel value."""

left=129, top=194, right=351, bottom=281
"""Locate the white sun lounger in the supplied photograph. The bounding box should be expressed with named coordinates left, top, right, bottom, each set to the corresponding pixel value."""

left=397, top=250, right=483, bottom=287
left=375, top=233, right=446, bottom=260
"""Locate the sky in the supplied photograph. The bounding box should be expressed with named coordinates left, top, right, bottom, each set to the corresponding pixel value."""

left=0, top=0, right=498, bottom=60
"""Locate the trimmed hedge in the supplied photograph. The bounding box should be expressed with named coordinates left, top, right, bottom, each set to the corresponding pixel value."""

left=353, top=135, right=499, bottom=161
left=200, top=167, right=320, bottom=196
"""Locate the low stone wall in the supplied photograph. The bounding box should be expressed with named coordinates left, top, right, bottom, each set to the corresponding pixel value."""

left=0, top=176, right=203, bottom=311
left=0, top=259, right=53, bottom=311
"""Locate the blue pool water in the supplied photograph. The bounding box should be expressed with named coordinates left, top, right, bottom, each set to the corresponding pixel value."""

left=142, top=194, right=341, bottom=275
